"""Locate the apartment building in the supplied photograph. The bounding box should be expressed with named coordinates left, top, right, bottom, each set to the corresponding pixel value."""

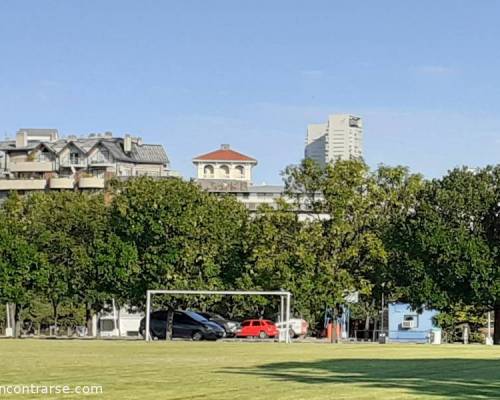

left=305, top=114, right=363, bottom=167
left=0, top=128, right=170, bottom=196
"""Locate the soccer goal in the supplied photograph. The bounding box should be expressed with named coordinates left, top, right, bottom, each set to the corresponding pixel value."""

left=145, top=290, right=293, bottom=343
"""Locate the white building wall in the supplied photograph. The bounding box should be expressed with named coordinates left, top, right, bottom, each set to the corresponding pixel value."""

left=195, top=161, right=253, bottom=181
left=305, top=114, right=363, bottom=165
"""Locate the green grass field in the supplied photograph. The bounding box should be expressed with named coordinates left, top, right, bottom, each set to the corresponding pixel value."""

left=1, top=340, right=499, bottom=399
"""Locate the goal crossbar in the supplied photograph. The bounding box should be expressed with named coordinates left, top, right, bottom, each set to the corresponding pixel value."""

left=145, top=289, right=292, bottom=343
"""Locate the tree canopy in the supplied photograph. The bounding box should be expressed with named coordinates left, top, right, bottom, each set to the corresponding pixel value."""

left=0, top=163, right=499, bottom=343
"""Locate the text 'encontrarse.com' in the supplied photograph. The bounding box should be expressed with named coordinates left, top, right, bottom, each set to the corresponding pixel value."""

left=0, top=384, right=103, bottom=396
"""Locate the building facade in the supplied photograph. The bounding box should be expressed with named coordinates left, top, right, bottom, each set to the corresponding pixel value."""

left=388, top=303, right=439, bottom=343
left=192, top=145, right=326, bottom=220
left=305, top=114, right=363, bottom=166
left=193, top=144, right=257, bottom=183
left=193, top=144, right=285, bottom=208
left=0, top=128, right=171, bottom=196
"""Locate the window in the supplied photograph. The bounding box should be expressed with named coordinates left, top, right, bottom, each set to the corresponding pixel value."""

left=152, top=311, right=168, bottom=321
left=92, top=148, right=110, bottom=163
left=91, top=169, right=105, bottom=178
left=174, top=312, right=192, bottom=324
left=70, top=151, right=80, bottom=165
left=39, top=150, right=52, bottom=162
left=203, top=164, right=214, bottom=178
left=251, top=321, right=261, bottom=326
left=241, top=321, right=251, bottom=327
left=219, top=165, right=230, bottom=178
left=235, top=165, right=245, bottom=179
left=100, top=320, right=115, bottom=332
left=184, top=311, right=208, bottom=323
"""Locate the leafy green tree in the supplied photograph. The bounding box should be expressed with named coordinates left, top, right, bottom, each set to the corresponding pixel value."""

left=282, top=160, right=426, bottom=336
left=20, top=191, right=136, bottom=333
left=283, top=160, right=386, bottom=307
left=242, top=200, right=355, bottom=328
left=388, top=167, right=500, bottom=343
left=0, top=193, right=44, bottom=336
left=110, top=177, right=248, bottom=338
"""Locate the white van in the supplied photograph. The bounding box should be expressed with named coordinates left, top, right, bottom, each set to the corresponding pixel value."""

left=275, top=318, right=308, bottom=338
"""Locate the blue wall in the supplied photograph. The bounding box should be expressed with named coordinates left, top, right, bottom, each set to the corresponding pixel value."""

left=388, top=303, right=438, bottom=343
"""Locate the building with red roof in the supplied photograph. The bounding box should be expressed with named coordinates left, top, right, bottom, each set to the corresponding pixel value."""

left=193, top=144, right=257, bottom=182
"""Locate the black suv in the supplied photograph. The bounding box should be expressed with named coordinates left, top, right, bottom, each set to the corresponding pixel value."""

left=140, top=310, right=225, bottom=340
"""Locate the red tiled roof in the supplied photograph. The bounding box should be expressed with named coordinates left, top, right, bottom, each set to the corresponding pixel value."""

left=193, top=148, right=256, bottom=162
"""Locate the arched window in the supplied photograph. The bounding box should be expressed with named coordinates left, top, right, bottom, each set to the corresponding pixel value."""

left=203, top=164, right=214, bottom=178
left=219, top=165, right=230, bottom=178
left=235, top=165, right=245, bottom=179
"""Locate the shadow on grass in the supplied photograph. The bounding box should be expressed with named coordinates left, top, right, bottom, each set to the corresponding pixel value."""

left=223, top=358, right=500, bottom=399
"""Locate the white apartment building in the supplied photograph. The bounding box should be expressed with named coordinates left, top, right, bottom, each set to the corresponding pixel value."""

left=305, top=114, right=363, bottom=166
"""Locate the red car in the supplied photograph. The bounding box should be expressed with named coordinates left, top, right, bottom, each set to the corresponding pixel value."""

left=236, top=319, right=279, bottom=339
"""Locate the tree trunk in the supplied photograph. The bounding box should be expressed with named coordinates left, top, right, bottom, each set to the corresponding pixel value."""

left=14, top=304, right=23, bottom=338
left=494, top=304, right=500, bottom=345
left=52, top=301, right=58, bottom=335
left=364, top=315, right=370, bottom=340
left=85, top=305, right=93, bottom=336
left=372, top=318, right=378, bottom=342
left=166, top=307, right=174, bottom=341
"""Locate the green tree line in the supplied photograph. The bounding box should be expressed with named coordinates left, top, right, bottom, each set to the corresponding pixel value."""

left=0, top=160, right=499, bottom=343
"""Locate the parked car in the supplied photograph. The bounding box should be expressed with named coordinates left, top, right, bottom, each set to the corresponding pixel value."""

left=275, top=318, right=309, bottom=338
left=139, top=310, right=225, bottom=341
left=236, top=319, right=278, bottom=339
left=196, top=312, right=240, bottom=337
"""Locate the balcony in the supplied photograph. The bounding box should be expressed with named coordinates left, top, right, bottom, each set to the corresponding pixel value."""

left=9, top=161, right=55, bottom=172
left=60, top=160, right=87, bottom=168
left=88, top=159, right=114, bottom=167
left=79, top=176, right=105, bottom=189
left=49, top=177, right=75, bottom=189
left=0, top=179, right=47, bottom=191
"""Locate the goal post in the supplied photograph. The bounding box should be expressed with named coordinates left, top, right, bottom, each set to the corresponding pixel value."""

left=145, top=289, right=292, bottom=343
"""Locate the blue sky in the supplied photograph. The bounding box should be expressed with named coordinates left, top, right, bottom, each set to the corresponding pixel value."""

left=1, top=1, right=499, bottom=183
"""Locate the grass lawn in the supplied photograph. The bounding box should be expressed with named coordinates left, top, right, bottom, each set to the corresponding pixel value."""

left=1, top=340, right=499, bottom=399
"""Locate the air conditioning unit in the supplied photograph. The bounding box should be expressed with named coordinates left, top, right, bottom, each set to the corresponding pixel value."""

left=402, top=319, right=416, bottom=329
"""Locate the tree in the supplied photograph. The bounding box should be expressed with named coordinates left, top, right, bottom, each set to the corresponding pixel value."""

left=388, top=167, right=500, bottom=343
left=20, top=190, right=136, bottom=334
left=0, top=193, right=44, bottom=336
left=110, top=177, right=248, bottom=338
left=283, top=160, right=387, bottom=309
left=282, top=160, right=426, bottom=337
left=241, top=200, right=353, bottom=328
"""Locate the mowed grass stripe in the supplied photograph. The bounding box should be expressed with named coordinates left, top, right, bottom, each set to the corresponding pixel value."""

left=1, top=340, right=499, bottom=399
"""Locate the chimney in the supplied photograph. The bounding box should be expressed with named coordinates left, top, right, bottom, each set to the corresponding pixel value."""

left=16, top=130, right=28, bottom=148
left=124, top=134, right=132, bottom=153
left=221, top=144, right=230, bottom=150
